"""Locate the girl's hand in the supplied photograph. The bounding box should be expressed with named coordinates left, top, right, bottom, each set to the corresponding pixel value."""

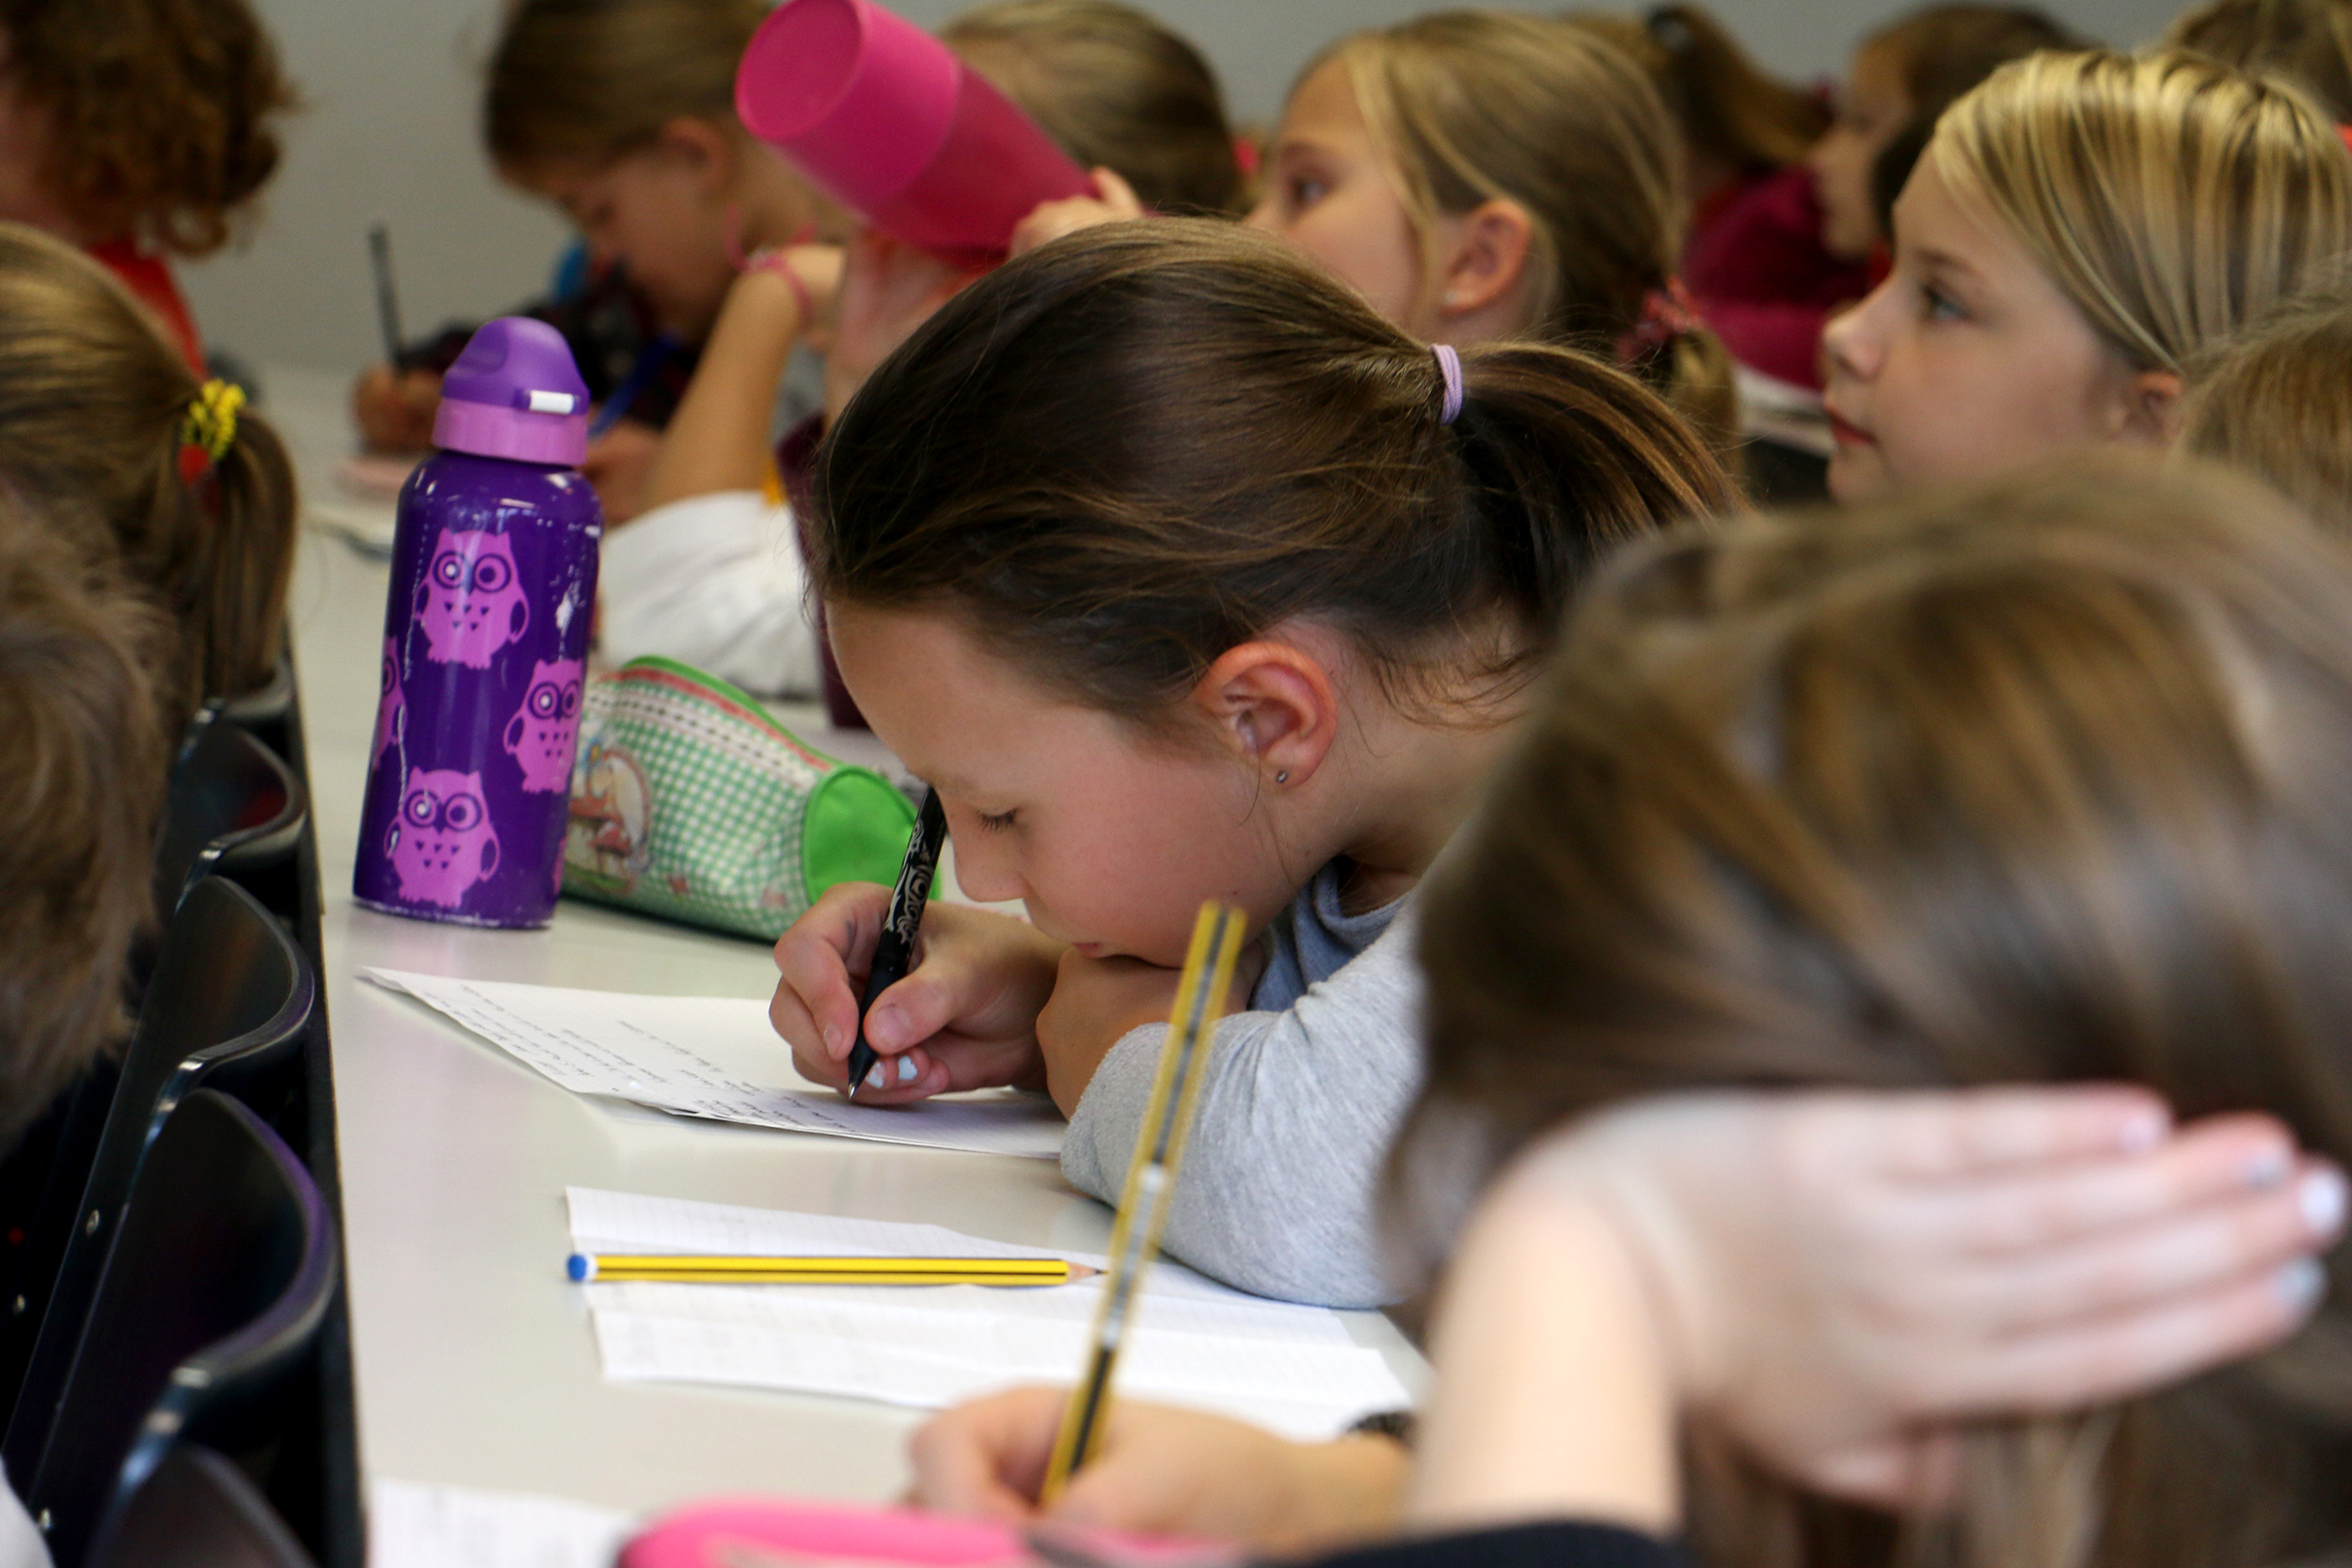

left=1034, top=942, right=1268, bottom=1116
left=823, top=228, right=988, bottom=423
left=1492, top=1087, right=2347, bottom=1509
left=769, top=883, right=1063, bottom=1102
left=581, top=418, right=662, bottom=525
left=351, top=363, right=442, bottom=453
left=1009, top=168, right=1148, bottom=258
left=907, top=1386, right=1407, bottom=1555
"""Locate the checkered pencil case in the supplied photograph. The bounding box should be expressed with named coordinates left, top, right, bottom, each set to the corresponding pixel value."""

left=562, top=656, right=915, bottom=940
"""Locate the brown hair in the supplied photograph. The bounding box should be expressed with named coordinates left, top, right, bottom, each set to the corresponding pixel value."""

left=1410, top=455, right=2352, bottom=1568
left=485, top=0, right=768, bottom=174
left=1565, top=5, right=1830, bottom=171
left=2183, top=284, right=2352, bottom=532
left=1928, top=50, right=2352, bottom=374
left=0, top=223, right=295, bottom=732
left=1318, top=12, right=1743, bottom=463
left=486, top=0, right=1245, bottom=217
left=1857, top=4, right=2088, bottom=232
left=0, top=0, right=294, bottom=256
left=0, top=503, right=167, bottom=1148
left=812, top=219, right=1734, bottom=725
left=2169, top=0, right=2352, bottom=121
left=940, top=0, right=1245, bottom=216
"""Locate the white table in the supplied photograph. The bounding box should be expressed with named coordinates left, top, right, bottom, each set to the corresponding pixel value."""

left=262, top=369, right=1424, bottom=1518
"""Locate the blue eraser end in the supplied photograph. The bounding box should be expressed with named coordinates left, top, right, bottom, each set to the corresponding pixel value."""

left=566, top=1253, right=591, bottom=1282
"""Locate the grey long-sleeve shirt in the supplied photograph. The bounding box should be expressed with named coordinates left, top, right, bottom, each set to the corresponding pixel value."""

left=1059, top=864, right=1423, bottom=1308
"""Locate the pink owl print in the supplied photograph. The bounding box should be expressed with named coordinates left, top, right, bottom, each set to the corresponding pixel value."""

left=413, top=528, right=531, bottom=668
left=372, top=638, right=405, bottom=764
left=386, top=768, right=501, bottom=908
left=502, top=657, right=583, bottom=793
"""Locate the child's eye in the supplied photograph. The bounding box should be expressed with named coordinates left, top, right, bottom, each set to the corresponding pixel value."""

left=1288, top=177, right=1329, bottom=210
left=1922, top=285, right=1967, bottom=323
left=977, top=809, right=1018, bottom=832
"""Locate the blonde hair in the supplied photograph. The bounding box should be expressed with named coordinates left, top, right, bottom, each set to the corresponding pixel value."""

left=484, top=0, right=768, bottom=174
left=1928, top=49, right=2352, bottom=373
left=1318, top=11, right=1742, bottom=460
left=0, top=504, right=166, bottom=1147
left=0, top=223, right=295, bottom=732
left=2182, top=282, right=2352, bottom=531
left=2169, top=0, right=2352, bottom=122
left=1412, top=453, right=2352, bottom=1568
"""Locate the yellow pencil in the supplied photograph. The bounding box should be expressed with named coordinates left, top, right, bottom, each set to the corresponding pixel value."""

left=1041, top=900, right=1247, bottom=1503
left=566, top=1253, right=1097, bottom=1286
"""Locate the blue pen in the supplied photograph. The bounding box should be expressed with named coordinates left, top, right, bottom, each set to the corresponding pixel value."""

left=586, top=332, right=680, bottom=439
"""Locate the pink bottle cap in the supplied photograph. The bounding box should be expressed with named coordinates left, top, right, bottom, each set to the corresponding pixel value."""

left=736, top=0, right=1092, bottom=262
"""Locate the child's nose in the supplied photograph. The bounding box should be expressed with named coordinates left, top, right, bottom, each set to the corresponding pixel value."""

left=1822, top=294, right=1883, bottom=383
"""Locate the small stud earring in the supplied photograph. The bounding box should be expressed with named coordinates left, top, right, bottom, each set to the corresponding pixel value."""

left=1275, top=770, right=1289, bottom=784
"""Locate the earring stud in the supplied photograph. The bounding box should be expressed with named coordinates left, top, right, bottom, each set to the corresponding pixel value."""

left=1275, top=770, right=1288, bottom=784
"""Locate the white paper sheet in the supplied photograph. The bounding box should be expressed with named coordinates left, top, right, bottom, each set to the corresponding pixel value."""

left=566, top=1188, right=1413, bottom=1442
left=370, top=1478, right=632, bottom=1568
left=363, top=969, right=1064, bottom=1159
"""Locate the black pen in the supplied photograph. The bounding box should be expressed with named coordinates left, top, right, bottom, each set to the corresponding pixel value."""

left=367, top=222, right=405, bottom=370
left=849, top=788, right=946, bottom=1098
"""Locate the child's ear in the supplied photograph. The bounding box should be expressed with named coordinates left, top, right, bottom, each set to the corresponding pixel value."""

left=1436, top=198, right=1536, bottom=323
left=654, top=116, right=735, bottom=192
left=2122, top=367, right=2186, bottom=446
left=1187, top=641, right=1341, bottom=790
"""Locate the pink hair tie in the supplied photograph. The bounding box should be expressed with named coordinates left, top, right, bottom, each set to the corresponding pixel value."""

left=1432, top=342, right=1464, bottom=425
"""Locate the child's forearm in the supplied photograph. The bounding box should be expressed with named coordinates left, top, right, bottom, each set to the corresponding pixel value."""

left=641, top=270, right=809, bottom=515
left=1406, top=1182, right=1680, bottom=1537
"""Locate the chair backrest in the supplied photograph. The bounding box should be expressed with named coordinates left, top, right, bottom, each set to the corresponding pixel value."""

left=2, top=879, right=314, bottom=1495
left=90, top=1444, right=314, bottom=1568
left=154, top=720, right=307, bottom=917
left=25, top=1091, right=336, bottom=1568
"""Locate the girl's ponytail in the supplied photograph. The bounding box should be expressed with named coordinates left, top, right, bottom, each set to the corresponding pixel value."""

left=0, top=225, right=298, bottom=736
left=165, top=398, right=297, bottom=713
left=1449, top=343, right=1735, bottom=640
left=816, top=221, right=1734, bottom=723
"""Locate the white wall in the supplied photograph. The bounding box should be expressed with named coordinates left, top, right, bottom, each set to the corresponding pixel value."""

left=184, top=0, right=2191, bottom=375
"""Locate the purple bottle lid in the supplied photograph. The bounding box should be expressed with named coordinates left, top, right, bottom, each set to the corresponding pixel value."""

left=432, top=317, right=593, bottom=467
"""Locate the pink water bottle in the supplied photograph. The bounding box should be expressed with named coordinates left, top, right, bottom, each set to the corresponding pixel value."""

left=735, top=0, right=1093, bottom=264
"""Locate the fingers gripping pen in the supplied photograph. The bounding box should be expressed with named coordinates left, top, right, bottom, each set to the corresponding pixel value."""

left=849, top=787, right=946, bottom=1097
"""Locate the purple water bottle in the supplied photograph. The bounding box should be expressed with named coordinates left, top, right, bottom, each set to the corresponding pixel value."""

left=355, top=318, right=602, bottom=927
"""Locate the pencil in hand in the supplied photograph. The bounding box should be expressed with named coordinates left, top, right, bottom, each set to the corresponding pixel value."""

left=566, top=1252, right=1097, bottom=1286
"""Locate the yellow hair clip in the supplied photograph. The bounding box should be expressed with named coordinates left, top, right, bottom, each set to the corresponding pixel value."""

left=178, top=379, right=245, bottom=483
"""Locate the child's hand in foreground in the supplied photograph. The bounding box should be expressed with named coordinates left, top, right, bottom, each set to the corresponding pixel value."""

left=769, top=882, right=1063, bottom=1102
left=907, top=1086, right=2344, bottom=1547
left=1416, top=1086, right=2348, bottom=1527
left=907, top=1386, right=1406, bottom=1557
left=1010, top=168, right=1148, bottom=258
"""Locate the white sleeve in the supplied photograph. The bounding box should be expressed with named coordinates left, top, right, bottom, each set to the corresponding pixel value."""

left=0, top=1479, right=49, bottom=1568
left=597, top=491, right=823, bottom=697
left=1058, top=910, right=1425, bottom=1308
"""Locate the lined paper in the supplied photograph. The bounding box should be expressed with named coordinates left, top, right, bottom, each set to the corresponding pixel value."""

left=566, top=1188, right=1410, bottom=1441
left=370, top=1479, right=632, bottom=1568
left=364, top=969, right=1063, bottom=1158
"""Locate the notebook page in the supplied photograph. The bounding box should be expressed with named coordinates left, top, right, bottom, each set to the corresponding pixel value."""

left=370, top=1478, right=633, bottom=1568
left=564, top=1189, right=1411, bottom=1441
left=363, top=969, right=1063, bottom=1158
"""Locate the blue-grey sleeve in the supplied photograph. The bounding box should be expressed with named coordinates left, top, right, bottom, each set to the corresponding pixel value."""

left=1059, top=911, right=1423, bottom=1307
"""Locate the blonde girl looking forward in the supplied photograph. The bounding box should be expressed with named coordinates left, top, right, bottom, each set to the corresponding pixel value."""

left=1033, top=10, right=1745, bottom=459
left=1821, top=50, right=2352, bottom=500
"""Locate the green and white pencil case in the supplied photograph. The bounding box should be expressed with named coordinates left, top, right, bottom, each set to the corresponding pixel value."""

left=563, top=656, right=914, bottom=941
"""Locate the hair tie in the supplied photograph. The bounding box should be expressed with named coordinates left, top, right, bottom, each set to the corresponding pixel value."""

left=1432, top=342, right=1464, bottom=425
left=1618, top=277, right=1706, bottom=364
left=177, top=379, right=245, bottom=484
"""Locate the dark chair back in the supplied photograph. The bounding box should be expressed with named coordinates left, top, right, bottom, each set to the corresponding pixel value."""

left=154, top=719, right=306, bottom=917
left=25, top=1091, right=336, bottom=1567
left=2, top=879, right=314, bottom=1490
left=213, top=652, right=298, bottom=767
left=90, top=1444, right=315, bottom=1568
